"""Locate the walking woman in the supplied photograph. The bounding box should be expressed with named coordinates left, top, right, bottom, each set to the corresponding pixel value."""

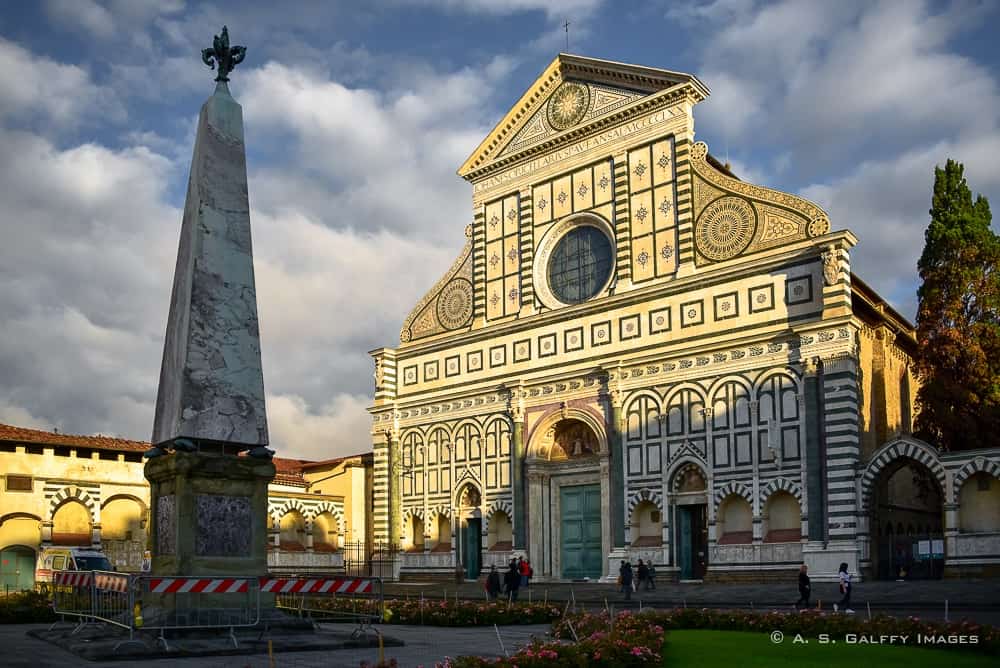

left=834, top=562, right=854, bottom=613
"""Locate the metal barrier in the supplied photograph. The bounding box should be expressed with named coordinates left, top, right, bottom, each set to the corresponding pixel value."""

left=271, top=575, right=383, bottom=636
left=50, top=570, right=95, bottom=630
left=135, top=575, right=262, bottom=650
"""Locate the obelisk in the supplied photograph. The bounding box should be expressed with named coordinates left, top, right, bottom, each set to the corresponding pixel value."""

left=145, top=26, right=275, bottom=579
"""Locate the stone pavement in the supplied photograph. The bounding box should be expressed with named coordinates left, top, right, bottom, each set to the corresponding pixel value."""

left=0, top=622, right=551, bottom=667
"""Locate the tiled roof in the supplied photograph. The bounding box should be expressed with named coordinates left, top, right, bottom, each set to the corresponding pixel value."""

left=0, top=423, right=149, bottom=452
left=0, top=422, right=311, bottom=485
left=300, top=451, right=371, bottom=471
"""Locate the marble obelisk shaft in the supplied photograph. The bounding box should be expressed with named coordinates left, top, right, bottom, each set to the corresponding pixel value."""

left=152, top=81, right=268, bottom=450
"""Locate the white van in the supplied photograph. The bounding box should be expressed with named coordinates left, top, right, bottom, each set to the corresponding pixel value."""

left=35, top=546, right=113, bottom=585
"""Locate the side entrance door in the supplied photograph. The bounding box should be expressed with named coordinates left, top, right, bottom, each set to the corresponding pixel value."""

left=677, top=505, right=707, bottom=580
left=561, top=484, right=603, bottom=579
left=0, top=546, right=36, bottom=591
left=462, top=518, right=481, bottom=579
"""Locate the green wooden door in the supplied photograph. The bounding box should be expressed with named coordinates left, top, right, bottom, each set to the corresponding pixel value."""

left=0, top=547, right=36, bottom=592
left=462, top=518, right=481, bottom=579
left=561, top=484, right=603, bottom=579
left=678, top=507, right=693, bottom=580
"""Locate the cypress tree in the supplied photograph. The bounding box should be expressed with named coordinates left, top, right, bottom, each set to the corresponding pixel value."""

left=914, top=159, right=1000, bottom=451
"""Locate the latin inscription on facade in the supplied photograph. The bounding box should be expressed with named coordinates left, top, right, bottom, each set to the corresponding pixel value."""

left=196, top=494, right=252, bottom=557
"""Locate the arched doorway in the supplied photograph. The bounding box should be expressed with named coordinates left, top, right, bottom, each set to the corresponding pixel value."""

left=525, top=413, right=607, bottom=580
left=455, top=483, right=482, bottom=579
left=870, top=458, right=944, bottom=580
left=669, top=463, right=708, bottom=580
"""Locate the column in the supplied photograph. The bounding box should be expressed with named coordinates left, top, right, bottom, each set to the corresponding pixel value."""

left=803, top=357, right=826, bottom=541
left=305, top=520, right=314, bottom=552
left=610, top=388, right=625, bottom=548
left=510, top=407, right=526, bottom=549
left=91, top=522, right=102, bottom=549
left=40, top=520, right=53, bottom=547
left=387, top=431, right=402, bottom=547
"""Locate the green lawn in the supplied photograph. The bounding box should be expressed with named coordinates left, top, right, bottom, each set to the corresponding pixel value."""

left=663, top=630, right=995, bottom=667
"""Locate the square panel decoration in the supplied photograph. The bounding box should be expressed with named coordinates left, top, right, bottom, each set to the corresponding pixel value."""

left=785, top=275, right=813, bottom=305
left=513, top=339, right=532, bottom=363
left=467, top=350, right=483, bottom=373
left=423, top=360, right=439, bottom=382
left=445, top=355, right=460, bottom=378
left=489, top=345, right=507, bottom=368
left=649, top=306, right=672, bottom=334
left=680, top=300, right=704, bottom=328
left=538, top=333, right=557, bottom=358
left=713, top=292, right=739, bottom=321
left=402, top=365, right=418, bottom=385
left=591, top=320, right=612, bottom=346
left=748, top=283, right=775, bottom=313
left=619, top=314, right=641, bottom=341
left=564, top=327, right=584, bottom=352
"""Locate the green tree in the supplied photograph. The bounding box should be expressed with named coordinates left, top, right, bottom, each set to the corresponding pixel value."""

left=915, top=159, right=1000, bottom=451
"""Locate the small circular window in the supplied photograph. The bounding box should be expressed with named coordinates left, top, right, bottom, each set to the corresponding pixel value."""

left=546, top=225, right=614, bottom=304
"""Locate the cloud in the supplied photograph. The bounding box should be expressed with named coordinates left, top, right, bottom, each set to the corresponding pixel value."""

left=43, top=0, right=185, bottom=42
left=401, top=0, right=602, bottom=20
left=267, top=393, right=373, bottom=460
left=0, top=37, right=122, bottom=129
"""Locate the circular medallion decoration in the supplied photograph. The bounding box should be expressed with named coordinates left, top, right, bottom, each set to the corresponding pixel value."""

left=436, top=278, right=473, bottom=330
left=546, top=82, right=590, bottom=130
left=807, top=215, right=830, bottom=238
left=695, top=196, right=757, bottom=261
left=546, top=224, right=614, bottom=304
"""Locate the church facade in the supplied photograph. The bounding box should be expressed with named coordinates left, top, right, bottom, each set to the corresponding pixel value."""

left=369, top=55, right=1000, bottom=583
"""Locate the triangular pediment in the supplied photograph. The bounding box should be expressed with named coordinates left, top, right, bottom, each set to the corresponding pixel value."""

left=458, top=54, right=708, bottom=180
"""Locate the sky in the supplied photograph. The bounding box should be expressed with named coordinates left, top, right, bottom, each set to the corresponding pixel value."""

left=0, top=0, right=998, bottom=460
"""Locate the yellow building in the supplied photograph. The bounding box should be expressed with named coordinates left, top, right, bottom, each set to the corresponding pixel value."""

left=0, top=423, right=372, bottom=590
left=369, top=54, right=1000, bottom=583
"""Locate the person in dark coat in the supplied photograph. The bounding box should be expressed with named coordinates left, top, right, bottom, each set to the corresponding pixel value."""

left=621, top=561, right=634, bottom=601
left=645, top=562, right=656, bottom=591
left=636, top=560, right=649, bottom=590
left=794, top=564, right=811, bottom=609
left=505, top=559, right=520, bottom=601
left=486, top=565, right=501, bottom=601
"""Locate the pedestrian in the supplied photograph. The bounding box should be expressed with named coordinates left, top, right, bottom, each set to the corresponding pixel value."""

left=621, top=561, right=634, bottom=600
left=518, top=556, right=530, bottom=589
left=505, top=559, right=520, bottom=601
left=617, top=560, right=627, bottom=592
left=834, top=562, right=854, bottom=613
left=646, top=562, right=656, bottom=591
left=486, top=564, right=501, bottom=601
left=636, top=559, right=648, bottom=591
left=794, top=564, right=811, bottom=610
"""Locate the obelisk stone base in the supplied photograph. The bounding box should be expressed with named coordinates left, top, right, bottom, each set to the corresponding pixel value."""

left=146, top=451, right=274, bottom=576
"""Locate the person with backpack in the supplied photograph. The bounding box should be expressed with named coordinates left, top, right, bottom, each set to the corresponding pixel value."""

left=636, top=559, right=649, bottom=591
left=834, top=562, right=854, bottom=613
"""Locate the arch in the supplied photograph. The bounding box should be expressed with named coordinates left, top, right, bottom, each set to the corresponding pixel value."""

left=100, top=493, right=147, bottom=513
left=752, top=369, right=801, bottom=395
left=51, top=499, right=92, bottom=545
left=623, top=389, right=665, bottom=418
left=713, top=480, right=753, bottom=508
left=627, top=487, right=664, bottom=518
left=402, top=511, right=425, bottom=551
left=100, top=496, right=146, bottom=542
left=526, top=406, right=608, bottom=460
left=759, top=477, right=803, bottom=506
left=0, top=512, right=42, bottom=527
left=278, top=508, right=307, bottom=549
left=485, top=508, right=512, bottom=550
left=49, top=486, right=99, bottom=522
left=717, top=494, right=753, bottom=544
left=706, top=374, right=753, bottom=402
left=958, top=472, right=1000, bottom=533
left=482, top=499, right=513, bottom=532
left=309, top=500, right=346, bottom=535
left=454, top=481, right=482, bottom=510
left=953, top=457, right=1000, bottom=492
left=762, top=490, right=801, bottom=543
left=662, top=381, right=708, bottom=408
left=629, top=499, right=662, bottom=546
left=662, top=384, right=708, bottom=441
left=861, top=436, right=946, bottom=510
left=311, top=511, right=341, bottom=551
left=666, top=458, right=707, bottom=493
left=270, top=498, right=309, bottom=526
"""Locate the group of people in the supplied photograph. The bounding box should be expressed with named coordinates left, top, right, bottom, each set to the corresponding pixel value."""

left=484, top=556, right=533, bottom=601
left=617, top=559, right=657, bottom=599
left=795, top=562, right=854, bottom=613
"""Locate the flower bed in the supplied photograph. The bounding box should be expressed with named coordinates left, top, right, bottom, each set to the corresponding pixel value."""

left=442, top=613, right=668, bottom=667
left=553, top=608, right=998, bottom=656
left=311, top=596, right=563, bottom=626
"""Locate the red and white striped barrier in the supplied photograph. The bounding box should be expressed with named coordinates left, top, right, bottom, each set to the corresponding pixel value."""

left=146, top=577, right=250, bottom=594
left=94, top=572, right=130, bottom=592
left=260, top=577, right=373, bottom=594
left=54, top=571, right=93, bottom=587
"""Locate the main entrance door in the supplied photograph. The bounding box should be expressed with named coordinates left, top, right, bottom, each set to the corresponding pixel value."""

left=677, top=505, right=707, bottom=580
left=460, top=518, right=482, bottom=579
left=561, top=484, right=602, bottom=579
